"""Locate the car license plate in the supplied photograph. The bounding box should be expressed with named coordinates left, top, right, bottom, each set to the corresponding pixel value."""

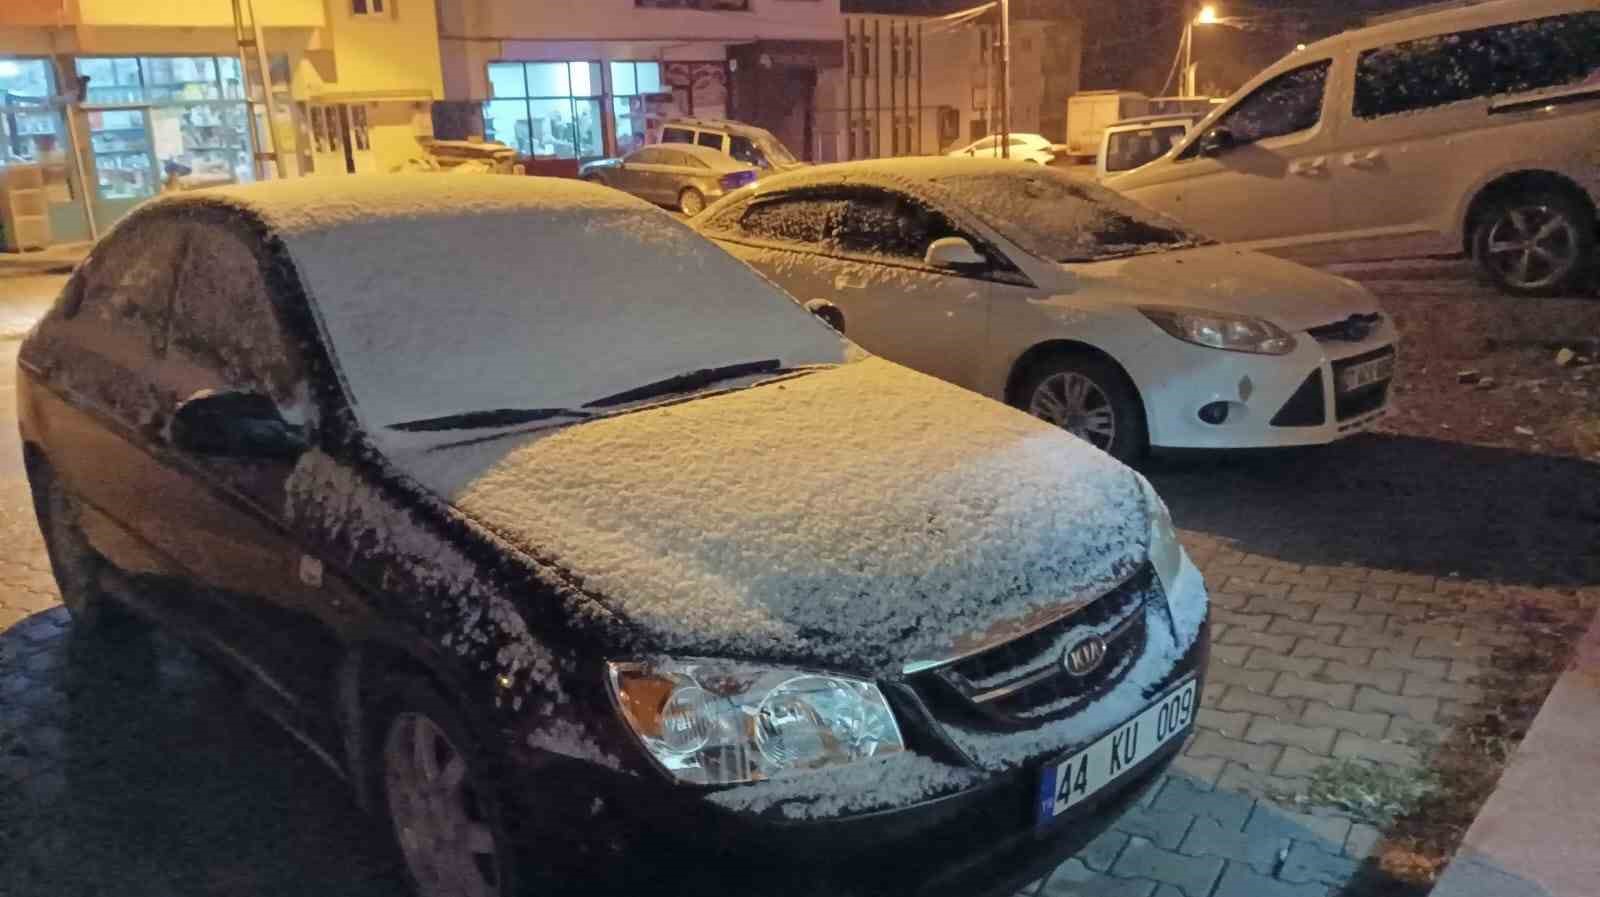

left=1337, top=355, right=1395, bottom=393
left=1037, top=679, right=1196, bottom=823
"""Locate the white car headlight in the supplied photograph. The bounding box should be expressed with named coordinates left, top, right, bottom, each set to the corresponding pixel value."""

left=607, top=659, right=905, bottom=786
left=1139, top=474, right=1184, bottom=598
left=1139, top=305, right=1297, bottom=355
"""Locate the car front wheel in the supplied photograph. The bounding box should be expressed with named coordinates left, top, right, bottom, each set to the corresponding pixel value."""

left=678, top=187, right=706, bottom=216
left=377, top=677, right=515, bottom=897
left=1018, top=354, right=1147, bottom=463
left=32, top=470, right=138, bottom=636
left=1472, top=191, right=1595, bottom=297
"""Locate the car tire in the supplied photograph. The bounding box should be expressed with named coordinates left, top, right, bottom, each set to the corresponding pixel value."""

left=31, top=469, right=139, bottom=636
left=678, top=187, right=706, bottom=217
left=1471, top=190, right=1595, bottom=297
left=374, top=675, right=518, bottom=897
left=1016, top=353, right=1148, bottom=464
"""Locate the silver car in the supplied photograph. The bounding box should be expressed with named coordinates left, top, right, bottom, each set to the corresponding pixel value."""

left=580, top=143, right=759, bottom=216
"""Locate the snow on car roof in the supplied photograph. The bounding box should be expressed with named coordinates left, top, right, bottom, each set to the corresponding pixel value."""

left=161, top=175, right=850, bottom=431
left=641, top=142, right=753, bottom=170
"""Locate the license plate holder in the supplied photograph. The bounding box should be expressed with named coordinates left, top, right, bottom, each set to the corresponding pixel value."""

left=1337, top=355, right=1395, bottom=394
left=1036, top=678, right=1197, bottom=824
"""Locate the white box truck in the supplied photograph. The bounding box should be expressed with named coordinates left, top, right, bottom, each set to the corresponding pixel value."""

left=1065, top=91, right=1150, bottom=158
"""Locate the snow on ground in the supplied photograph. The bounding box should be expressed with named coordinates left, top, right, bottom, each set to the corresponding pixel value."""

left=393, top=357, right=1151, bottom=676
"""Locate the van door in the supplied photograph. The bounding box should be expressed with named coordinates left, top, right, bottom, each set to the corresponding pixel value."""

left=1116, top=59, right=1340, bottom=259
left=1331, top=10, right=1600, bottom=263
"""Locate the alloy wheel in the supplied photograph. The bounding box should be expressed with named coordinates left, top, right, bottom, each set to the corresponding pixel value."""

left=680, top=189, right=705, bottom=216
left=384, top=712, right=500, bottom=897
left=1483, top=204, right=1582, bottom=292
left=1028, top=372, right=1116, bottom=450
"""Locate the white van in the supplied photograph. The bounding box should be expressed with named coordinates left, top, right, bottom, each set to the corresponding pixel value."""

left=1105, top=0, right=1600, bottom=296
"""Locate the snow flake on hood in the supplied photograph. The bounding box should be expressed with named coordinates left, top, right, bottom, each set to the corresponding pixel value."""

left=390, top=358, right=1151, bottom=676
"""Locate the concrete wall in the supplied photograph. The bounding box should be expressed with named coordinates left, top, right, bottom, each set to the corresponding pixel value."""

left=74, top=0, right=324, bottom=28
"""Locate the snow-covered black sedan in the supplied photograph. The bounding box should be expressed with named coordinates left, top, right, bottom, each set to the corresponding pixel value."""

left=17, top=176, right=1209, bottom=897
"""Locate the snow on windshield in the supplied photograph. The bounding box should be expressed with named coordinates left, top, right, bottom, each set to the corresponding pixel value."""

left=934, top=168, right=1206, bottom=263
left=220, top=175, right=850, bottom=431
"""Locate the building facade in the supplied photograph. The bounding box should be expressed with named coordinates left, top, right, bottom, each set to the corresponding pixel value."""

left=820, top=10, right=1081, bottom=162
left=0, top=0, right=443, bottom=243
left=435, top=0, right=845, bottom=168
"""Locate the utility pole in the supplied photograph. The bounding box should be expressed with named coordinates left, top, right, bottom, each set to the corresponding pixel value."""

left=999, top=0, right=1011, bottom=158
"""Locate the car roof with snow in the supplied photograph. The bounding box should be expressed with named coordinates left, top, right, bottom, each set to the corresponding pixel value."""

left=134, top=175, right=849, bottom=432
left=638, top=142, right=754, bottom=170
left=1296, top=0, right=1583, bottom=57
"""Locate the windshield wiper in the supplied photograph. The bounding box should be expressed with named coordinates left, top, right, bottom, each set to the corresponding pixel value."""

left=388, top=407, right=592, bottom=432
left=583, top=359, right=786, bottom=409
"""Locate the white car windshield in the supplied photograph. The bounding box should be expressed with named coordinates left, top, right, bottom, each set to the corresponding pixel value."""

left=280, top=179, right=851, bottom=434
left=934, top=168, right=1210, bottom=263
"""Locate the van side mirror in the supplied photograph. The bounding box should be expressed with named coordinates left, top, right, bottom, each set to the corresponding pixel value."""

left=170, top=389, right=307, bottom=460
left=924, top=236, right=987, bottom=271
left=1198, top=127, right=1237, bottom=157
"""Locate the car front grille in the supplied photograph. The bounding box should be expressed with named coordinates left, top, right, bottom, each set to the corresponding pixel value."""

left=907, top=565, right=1159, bottom=733
left=1308, top=313, right=1383, bottom=343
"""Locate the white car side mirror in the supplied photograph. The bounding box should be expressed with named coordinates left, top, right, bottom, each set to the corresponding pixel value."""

left=924, top=236, right=986, bottom=270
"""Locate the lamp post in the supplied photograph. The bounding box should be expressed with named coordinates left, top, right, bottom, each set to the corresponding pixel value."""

left=1183, top=4, right=1219, bottom=97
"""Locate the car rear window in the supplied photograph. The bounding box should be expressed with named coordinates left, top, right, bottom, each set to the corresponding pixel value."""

left=934, top=168, right=1207, bottom=263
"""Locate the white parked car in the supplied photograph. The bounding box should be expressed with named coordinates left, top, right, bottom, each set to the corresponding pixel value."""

left=948, top=133, right=1058, bottom=165
left=1106, top=0, right=1600, bottom=296
left=695, top=159, right=1398, bottom=463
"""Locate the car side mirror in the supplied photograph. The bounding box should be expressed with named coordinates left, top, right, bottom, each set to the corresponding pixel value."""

left=924, top=236, right=987, bottom=271
left=1198, top=127, right=1237, bottom=157
left=804, top=298, right=845, bottom=334
left=169, top=389, right=307, bottom=460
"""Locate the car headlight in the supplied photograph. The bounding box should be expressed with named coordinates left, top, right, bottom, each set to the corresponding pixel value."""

left=607, top=659, right=905, bottom=786
left=1139, top=305, right=1297, bottom=355
left=1138, top=474, right=1183, bottom=598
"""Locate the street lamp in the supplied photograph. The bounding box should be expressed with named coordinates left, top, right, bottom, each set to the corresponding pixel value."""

left=1182, top=4, right=1221, bottom=97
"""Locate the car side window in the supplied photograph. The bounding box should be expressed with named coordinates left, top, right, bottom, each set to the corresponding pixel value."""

left=834, top=190, right=957, bottom=264
left=630, top=147, right=665, bottom=164
left=660, top=127, right=693, bottom=144
left=168, top=222, right=304, bottom=405
left=1210, top=60, right=1331, bottom=145
left=1354, top=11, right=1600, bottom=118
left=68, top=220, right=186, bottom=356
left=738, top=195, right=848, bottom=246
left=696, top=131, right=725, bottom=151
left=678, top=152, right=708, bottom=169
left=728, top=135, right=768, bottom=168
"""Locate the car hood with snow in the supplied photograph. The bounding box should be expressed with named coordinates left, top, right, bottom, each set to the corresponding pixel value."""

left=1055, top=244, right=1382, bottom=332
left=389, top=358, right=1152, bottom=676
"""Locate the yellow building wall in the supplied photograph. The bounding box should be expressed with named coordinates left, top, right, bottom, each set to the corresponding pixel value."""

left=74, top=0, right=324, bottom=28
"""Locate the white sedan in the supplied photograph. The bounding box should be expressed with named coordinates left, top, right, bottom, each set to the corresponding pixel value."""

left=693, top=159, right=1398, bottom=462
left=948, top=133, right=1058, bottom=165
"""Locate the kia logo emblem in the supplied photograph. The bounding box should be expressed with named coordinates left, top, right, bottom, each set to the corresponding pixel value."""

left=1064, top=636, right=1107, bottom=676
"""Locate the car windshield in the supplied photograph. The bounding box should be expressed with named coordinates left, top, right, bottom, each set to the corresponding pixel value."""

left=285, top=177, right=852, bottom=437
left=933, top=168, right=1210, bottom=263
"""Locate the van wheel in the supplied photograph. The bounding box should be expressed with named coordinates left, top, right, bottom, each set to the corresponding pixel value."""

left=1017, top=354, right=1148, bottom=464
left=678, top=188, right=706, bottom=217
left=376, top=676, right=517, bottom=897
left=32, top=473, right=138, bottom=636
left=1472, top=191, right=1594, bottom=297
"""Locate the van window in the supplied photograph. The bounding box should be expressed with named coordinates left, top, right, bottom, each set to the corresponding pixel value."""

left=1211, top=61, right=1331, bottom=145
left=1105, top=124, right=1188, bottom=173
left=729, top=135, right=769, bottom=168
left=661, top=127, right=694, bottom=144
left=1354, top=11, right=1600, bottom=119
left=697, top=131, right=725, bottom=151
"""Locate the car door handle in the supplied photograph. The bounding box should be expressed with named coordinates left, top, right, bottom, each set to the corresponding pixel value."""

left=1343, top=150, right=1382, bottom=169
left=1289, top=156, right=1327, bottom=176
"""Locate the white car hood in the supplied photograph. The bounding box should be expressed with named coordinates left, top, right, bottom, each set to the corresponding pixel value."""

left=1063, top=245, right=1380, bottom=332
left=390, top=358, right=1151, bottom=675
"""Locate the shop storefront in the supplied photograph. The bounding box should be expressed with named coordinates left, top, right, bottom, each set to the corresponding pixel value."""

left=0, top=56, right=87, bottom=243
left=481, top=59, right=672, bottom=162
left=74, top=55, right=256, bottom=225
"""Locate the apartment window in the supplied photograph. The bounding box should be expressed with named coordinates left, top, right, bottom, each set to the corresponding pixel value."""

left=484, top=60, right=604, bottom=159
left=351, top=0, right=390, bottom=17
